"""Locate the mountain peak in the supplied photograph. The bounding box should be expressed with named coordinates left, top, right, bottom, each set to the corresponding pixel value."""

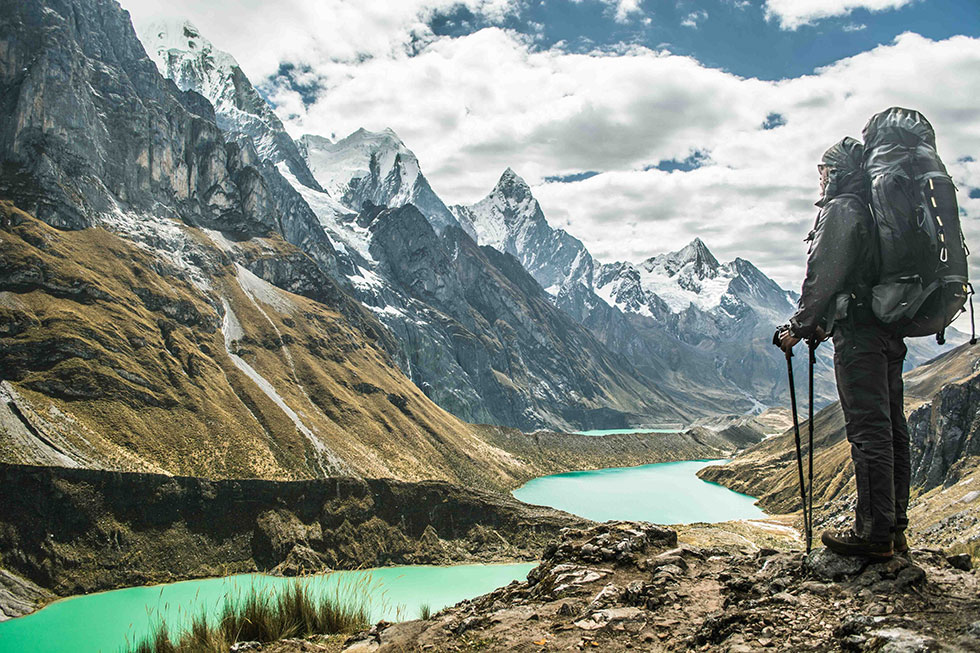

left=140, top=19, right=238, bottom=73
left=640, top=237, right=720, bottom=281
left=677, top=237, right=717, bottom=268
left=667, top=237, right=719, bottom=268
left=342, top=127, right=408, bottom=153
left=495, top=167, right=533, bottom=199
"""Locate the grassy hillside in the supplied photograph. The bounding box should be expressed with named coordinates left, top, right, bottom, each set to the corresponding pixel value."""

left=0, top=203, right=527, bottom=487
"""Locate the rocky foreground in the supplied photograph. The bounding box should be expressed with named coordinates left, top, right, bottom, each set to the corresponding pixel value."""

left=327, top=523, right=980, bottom=652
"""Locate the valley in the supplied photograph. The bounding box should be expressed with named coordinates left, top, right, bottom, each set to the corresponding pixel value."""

left=1, top=0, right=979, bottom=651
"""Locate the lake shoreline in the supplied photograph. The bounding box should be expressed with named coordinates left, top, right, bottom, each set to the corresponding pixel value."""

left=0, top=464, right=584, bottom=617
left=0, top=563, right=539, bottom=652
left=511, top=459, right=766, bottom=524
left=0, top=450, right=768, bottom=625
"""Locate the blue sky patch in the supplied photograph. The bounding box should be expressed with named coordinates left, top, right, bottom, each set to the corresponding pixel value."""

left=545, top=171, right=601, bottom=183
left=271, top=62, right=322, bottom=108
left=762, top=112, right=786, bottom=130
left=647, top=150, right=710, bottom=173
left=427, top=0, right=979, bottom=80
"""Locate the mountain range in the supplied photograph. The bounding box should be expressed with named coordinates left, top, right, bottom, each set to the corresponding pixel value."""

left=0, top=1, right=958, bottom=476
left=139, top=18, right=834, bottom=421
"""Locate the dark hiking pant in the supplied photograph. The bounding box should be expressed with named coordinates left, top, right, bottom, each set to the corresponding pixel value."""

left=832, top=320, right=910, bottom=542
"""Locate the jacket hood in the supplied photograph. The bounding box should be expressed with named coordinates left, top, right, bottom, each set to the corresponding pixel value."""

left=817, top=137, right=868, bottom=206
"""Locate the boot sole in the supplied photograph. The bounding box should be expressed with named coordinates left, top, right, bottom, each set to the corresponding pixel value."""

left=823, top=543, right=894, bottom=558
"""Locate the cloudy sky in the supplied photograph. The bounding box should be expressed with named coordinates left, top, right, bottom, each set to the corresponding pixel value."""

left=121, top=0, right=980, bottom=293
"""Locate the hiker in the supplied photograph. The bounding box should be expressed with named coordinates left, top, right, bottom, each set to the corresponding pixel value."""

left=777, top=136, right=908, bottom=558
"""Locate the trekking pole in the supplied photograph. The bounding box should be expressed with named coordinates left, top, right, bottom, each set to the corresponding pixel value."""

left=785, top=348, right=811, bottom=553
left=806, top=339, right=817, bottom=554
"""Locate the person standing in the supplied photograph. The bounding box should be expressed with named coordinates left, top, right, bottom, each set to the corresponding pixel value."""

left=778, top=136, right=908, bottom=558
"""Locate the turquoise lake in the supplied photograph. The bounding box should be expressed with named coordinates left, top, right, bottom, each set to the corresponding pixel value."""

left=0, top=458, right=763, bottom=652
left=574, top=427, right=683, bottom=436
left=0, top=563, right=534, bottom=653
left=512, top=459, right=765, bottom=523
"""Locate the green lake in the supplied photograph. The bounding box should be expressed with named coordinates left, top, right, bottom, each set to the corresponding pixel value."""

left=0, top=563, right=534, bottom=653
left=574, top=427, right=684, bottom=436
left=0, top=459, right=763, bottom=652
left=512, top=459, right=765, bottom=523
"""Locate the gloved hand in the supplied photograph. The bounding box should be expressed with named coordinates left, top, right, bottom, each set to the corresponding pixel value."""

left=779, top=329, right=800, bottom=354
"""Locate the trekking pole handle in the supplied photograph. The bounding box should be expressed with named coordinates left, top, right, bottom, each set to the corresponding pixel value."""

left=773, top=324, right=795, bottom=358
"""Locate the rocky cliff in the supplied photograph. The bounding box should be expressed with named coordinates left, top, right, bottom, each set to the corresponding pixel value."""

left=0, top=463, right=585, bottom=599
left=140, top=20, right=324, bottom=194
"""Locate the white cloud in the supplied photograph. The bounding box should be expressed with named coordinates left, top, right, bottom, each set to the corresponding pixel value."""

left=604, top=0, right=645, bottom=23
left=271, top=29, right=979, bottom=294
left=681, top=9, right=708, bottom=28
left=843, top=22, right=868, bottom=31
left=121, top=0, right=522, bottom=82
left=121, top=0, right=980, bottom=297
left=764, top=0, right=916, bottom=30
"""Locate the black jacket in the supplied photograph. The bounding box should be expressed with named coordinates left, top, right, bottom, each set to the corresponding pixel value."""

left=790, top=138, right=877, bottom=339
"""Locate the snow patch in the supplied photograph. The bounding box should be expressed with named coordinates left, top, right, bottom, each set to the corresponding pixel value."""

left=220, top=299, right=342, bottom=475
left=276, top=163, right=375, bottom=265
left=300, top=128, right=421, bottom=204
left=99, top=203, right=213, bottom=292
left=236, top=264, right=296, bottom=314
left=636, top=264, right=733, bottom=313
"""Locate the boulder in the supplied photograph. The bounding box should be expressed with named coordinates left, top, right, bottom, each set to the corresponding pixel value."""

left=805, top=548, right=867, bottom=581
left=271, top=545, right=330, bottom=577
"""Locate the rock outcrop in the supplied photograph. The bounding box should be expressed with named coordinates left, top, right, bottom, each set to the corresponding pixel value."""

left=340, top=522, right=980, bottom=652
left=0, top=464, right=585, bottom=600
left=0, top=569, right=53, bottom=622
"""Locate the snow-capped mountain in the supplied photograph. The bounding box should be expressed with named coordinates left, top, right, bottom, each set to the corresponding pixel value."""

left=135, top=17, right=958, bottom=422
left=457, top=169, right=961, bottom=409
left=298, top=130, right=460, bottom=233
left=136, top=21, right=690, bottom=430
left=595, top=238, right=796, bottom=326
left=453, top=168, right=795, bottom=327
left=451, top=169, right=595, bottom=294
left=451, top=170, right=812, bottom=409
left=140, top=21, right=323, bottom=193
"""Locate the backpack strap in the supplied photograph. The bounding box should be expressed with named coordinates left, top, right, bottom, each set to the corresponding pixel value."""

left=970, top=283, right=977, bottom=346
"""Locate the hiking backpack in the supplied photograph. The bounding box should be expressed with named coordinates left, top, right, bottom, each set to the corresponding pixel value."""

left=862, top=107, right=973, bottom=344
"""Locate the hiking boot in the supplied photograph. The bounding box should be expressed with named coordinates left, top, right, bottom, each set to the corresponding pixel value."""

left=821, top=529, right=893, bottom=558
left=893, top=530, right=909, bottom=554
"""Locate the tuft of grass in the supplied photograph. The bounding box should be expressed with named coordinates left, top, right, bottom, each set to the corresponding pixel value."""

left=947, top=538, right=980, bottom=565
left=130, top=579, right=370, bottom=653
left=418, top=603, right=432, bottom=620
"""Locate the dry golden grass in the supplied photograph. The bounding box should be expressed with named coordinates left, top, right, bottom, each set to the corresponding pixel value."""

left=0, top=203, right=532, bottom=489
left=130, top=580, right=370, bottom=653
